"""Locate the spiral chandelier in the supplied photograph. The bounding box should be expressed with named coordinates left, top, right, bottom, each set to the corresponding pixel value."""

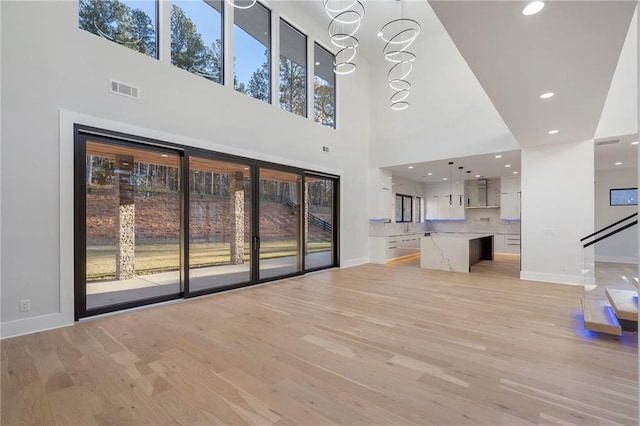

left=225, top=0, right=257, bottom=9
left=324, top=0, right=365, bottom=75
left=379, top=12, right=421, bottom=110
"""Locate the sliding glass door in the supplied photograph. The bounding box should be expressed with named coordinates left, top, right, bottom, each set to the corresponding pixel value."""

left=75, top=126, right=339, bottom=319
left=77, top=137, right=183, bottom=316
left=305, top=174, right=337, bottom=271
left=188, top=155, right=252, bottom=294
left=258, top=167, right=303, bottom=280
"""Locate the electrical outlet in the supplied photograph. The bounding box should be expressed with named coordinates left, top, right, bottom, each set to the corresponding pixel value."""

left=19, top=300, right=30, bottom=312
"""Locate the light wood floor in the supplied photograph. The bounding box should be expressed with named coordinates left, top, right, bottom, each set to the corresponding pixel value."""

left=2, top=255, right=637, bottom=425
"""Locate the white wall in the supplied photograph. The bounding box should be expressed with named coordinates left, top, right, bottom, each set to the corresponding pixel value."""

left=0, top=1, right=371, bottom=337
left=393, top=176, right=426, bottom=204
left=520, top=139, right=595, bottom=285
left=0, top=0, right=3, bottom=330
left=595, top=10, right=638, bottom=139
left=594, top=168, right=638, bottom=263
left=368, top=28, right=519, bottom=168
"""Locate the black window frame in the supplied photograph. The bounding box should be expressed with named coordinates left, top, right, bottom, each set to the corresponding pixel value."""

left=313, top=42, right=337, bottom=129
left=279, top=18, right=308, bottom=117
left=233, top=0, right=272, bottom=103
left=78, top=0, right=160, bottom=60
left=169, top=0, right=225, bottom=85
left=610, top=187, right=638, bottom=206
left=73, top=124, right=340, bottom=320
left=395, top=194, right=413, bottom=223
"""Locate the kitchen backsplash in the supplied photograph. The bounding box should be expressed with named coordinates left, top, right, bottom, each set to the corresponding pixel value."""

left=370, top=209, right=520, bottom=236
left=429, top=208, right=520, bottom=234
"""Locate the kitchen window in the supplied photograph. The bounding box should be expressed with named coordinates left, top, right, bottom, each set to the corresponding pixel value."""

left=610, top=188, right=637, bottom=206
left=395, top=194, right=413, bottom=223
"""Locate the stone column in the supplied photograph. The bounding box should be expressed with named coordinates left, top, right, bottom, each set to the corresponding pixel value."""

left=116, top=154, right=135, bottom=280
left=229, top=171, right=245, bottom=264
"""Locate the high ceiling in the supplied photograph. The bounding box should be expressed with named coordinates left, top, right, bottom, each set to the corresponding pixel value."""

left=295, top=1, right=637, bottom=180
left=429, top=0, right=636, bottom=149
left=385, top=149, right=522, bottom=184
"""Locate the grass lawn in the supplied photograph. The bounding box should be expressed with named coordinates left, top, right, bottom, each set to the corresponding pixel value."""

left=87, top=239, right=332, bottom=281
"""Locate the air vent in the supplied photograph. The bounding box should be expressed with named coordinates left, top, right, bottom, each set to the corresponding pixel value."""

left=109, top=79, right=140, bottom=100
left=595, top=139, right=620, bottom=146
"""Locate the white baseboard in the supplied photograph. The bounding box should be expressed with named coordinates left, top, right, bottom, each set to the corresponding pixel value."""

left=1, top=313, right=73, bottom=340
left=520, top=271, right=592, bottom=286
left=341, top=257, right=369, bottom=268
left=594, top=255, right=639, bottom=264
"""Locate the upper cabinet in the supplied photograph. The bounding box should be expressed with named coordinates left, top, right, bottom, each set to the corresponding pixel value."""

left=368, top=168, right=393, bottom=220
left=500, top=176, right=521, bottom=220
left=425, top=180, right=465, bottom=220
left=464, top=178, right=500, bottom=208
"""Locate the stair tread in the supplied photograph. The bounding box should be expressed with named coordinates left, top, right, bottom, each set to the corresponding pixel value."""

left=633, top=277, right=638, bottom=289
left=605, top=289, right=638, bottom=322
left=582, top=298, right=621, bottom=336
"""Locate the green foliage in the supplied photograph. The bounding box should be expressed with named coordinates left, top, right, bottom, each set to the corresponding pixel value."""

left=314, top=76, right=335, bottom=128
left=170, top=4, right=222, bottom=83
left=279, top=57, right=306, bottom=115
left=245, top=49, right=270, bottom=102
left=79, top=0, right=156, bottom=57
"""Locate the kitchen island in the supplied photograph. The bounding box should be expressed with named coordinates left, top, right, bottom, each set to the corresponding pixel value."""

left=420, top=233, right=494, bottom=273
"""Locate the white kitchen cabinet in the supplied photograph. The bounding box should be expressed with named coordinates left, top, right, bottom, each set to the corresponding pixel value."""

left=494, top=234, right=505, bottom=253
left=426, top=195, right=438, bottom=220
left=500, top=176, right=521, bottom=220
left=387, top=235, right=421, bottom=259
left=464, top=180, right=478, bottom=207
left=504, top=234, right=521, bottom=254
left=494, top=233, right=521, bottom=254
left=370, top=235, right=422, bottom=263
left=425, top=181, right=465, bottom=220
left=368, top=168, right=393, bottom=220
left=464, top=178, right=500, bottom=208
left=450, top=192, right=465, bottom=219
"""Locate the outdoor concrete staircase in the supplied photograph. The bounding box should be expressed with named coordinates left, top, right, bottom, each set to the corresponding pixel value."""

left=582, top=278, right=638, bottom=336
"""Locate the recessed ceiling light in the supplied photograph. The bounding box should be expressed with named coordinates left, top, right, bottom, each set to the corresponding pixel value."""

left=387, top=176, right=392, bottom=179
left=615, top=162, right=623, bottom=166
left=540, top=92, right=554, bottom=99
left=632, top=141, right=639, bottom=145
left=377, top=32, right=383, bottom=37
left=443, top=177, right=447, bottom=181
left=523, top=1, right=544, bottom=16
left=315, top=61, right=320, bottom=66
left=243, top=167, right=249, bottom=170
left=513, top=171, right=519, bottom=174
left=505, top=164, right=511, bottom=168
left=161, top=154, right=168, bottom=157
left=427, top=172, right=433, bottom=176
left=475, top=175, right=481, bottom=178
left=548, top=129, right=559, bottom=134
left=495, top=155, right=502, bottom=159
left=408, top=166, right=414, bottom=169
